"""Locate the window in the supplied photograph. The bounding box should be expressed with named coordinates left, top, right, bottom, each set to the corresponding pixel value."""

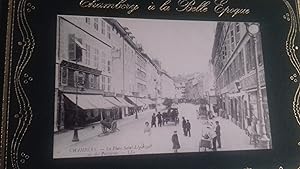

left=256, top=32, right=264, bottom=65
left=94, top=18, right=98, bottom=31
left=77, top=71, right=85, bottom=87
left=107, top=60, right=111, bottom=73
left=94, top=48, right=99, bottom=68
left=102, top=76, right=106, bottom=90
left=230, top=29, right=235, bottom=51
left=67, top=69, right=75, bottom=87
left=61, top=67, right=67, bottom=85
left=89, top=74, right=95, bottom=88
left=85, top=17, right=90, bottom=24
left=239, top=50, right=245, bottom=76
left=107, top=77, right=111, bottom=92
left=101, top=51, right=106, bottom=71
left=235, top=23, right=241, bottom=45
left=86, top=44, right=90, bottom=65
left=84, top=73, right=89, bottom=88
left=101, top=20, right=105, bottom=35
left=236, top=23, right=240, bottom=32
left=95, top=75, right=99, bottom=89
left=68, top=34, right=76, bottom=61
left=107, top=25, right=111, bottom=39
left=245, top=39, right=256, bottom=73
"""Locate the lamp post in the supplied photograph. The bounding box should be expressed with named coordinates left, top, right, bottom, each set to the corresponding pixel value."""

left=135, top=95, right=138, bottom=119
left=246, top=23, right=269, bottom=146
left=72, top=38, right=85, bottom=142
left=72, top=71, right=80, bottom=142
left=154, top=79, right=158, bottom=113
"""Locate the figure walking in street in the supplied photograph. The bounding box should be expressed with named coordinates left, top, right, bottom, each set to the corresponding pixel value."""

left=144, top=121, right=151, bottom=136
left=186, top=120, right=191, bottom=137
left=182, top=117, right=187, bottom=136
left=215, top=121, right=221, bottom=148
left=151, top=113, right=157, bottom=128
left=157, top=112, right=162, bottom=127
left=211, top=123, right=217, bottom=151
left=144, top=121, right=152, bottom=145
left=171, top=131, right=180, bottom=153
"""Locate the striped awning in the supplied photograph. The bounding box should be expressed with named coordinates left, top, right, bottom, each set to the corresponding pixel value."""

left=64, top=94, right=116, bottom=110
left=116, top=97, right=134, bottom=107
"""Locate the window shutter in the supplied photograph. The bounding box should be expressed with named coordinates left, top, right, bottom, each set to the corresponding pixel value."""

left=68, top=34, right=76, bottom=61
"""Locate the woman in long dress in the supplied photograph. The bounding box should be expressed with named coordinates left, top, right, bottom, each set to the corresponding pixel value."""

left=172, top=131, right=180, bottom=153
left=144, top=122, right=152, bottom=145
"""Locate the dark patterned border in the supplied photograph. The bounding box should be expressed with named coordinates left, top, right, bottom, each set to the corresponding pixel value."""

left=0, top=0, right=299, bottom=169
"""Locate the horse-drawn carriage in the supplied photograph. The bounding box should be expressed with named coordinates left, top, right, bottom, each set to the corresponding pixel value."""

left=162, top=107, right=179, bottom=125
left=100, top=118, right=119, bottom=134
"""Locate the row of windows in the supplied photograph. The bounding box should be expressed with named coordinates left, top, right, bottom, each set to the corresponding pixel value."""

left=216, top=37, right=263, bottom=90
left=60, top=67, right=111, bottom=92
left=215, top=23, right=241, bottom=75
left=68, top=34, right=111, bottom=73
left=85, top=17, right=111, bottom=39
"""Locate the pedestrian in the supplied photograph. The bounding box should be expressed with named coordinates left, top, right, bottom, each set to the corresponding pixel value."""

left=182, top=117, right=187, bottom=136
left=171, top=131, right=180, bottom=153
left=151, top=113, right=156, bottom=128
left=186, top=120, right=191, bottom=137
left=199, top=125, right=212, bottom=152
left=211, top=124, right=217, bottom=151
left=157, top=112, right=163, bottom=127
left=144, top=121, right=152, bottom=145
left=144, top=122, right=151, bottom=136
left=215, top=121, right=221, bottom=148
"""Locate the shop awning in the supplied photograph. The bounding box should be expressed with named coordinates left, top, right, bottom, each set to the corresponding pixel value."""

left=105, top=96, right=126, bottom=107
left=64, top=94, right=116, bottom=110
left=142, top=98, right=155, bottom=105
left=127, top=97, right=144, bottom=107
left=116, top=97, right=134, bottom=107
left=137, top=98, right=146, bottom=106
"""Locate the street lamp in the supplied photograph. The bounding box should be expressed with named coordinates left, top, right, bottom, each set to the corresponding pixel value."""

left=154, top=79, right=158, bottom=113
left=72, top=38, right=85, bottom=142
left=246, top=23, right=269, bottom=146
left=135, top=96, right=138, bottom=119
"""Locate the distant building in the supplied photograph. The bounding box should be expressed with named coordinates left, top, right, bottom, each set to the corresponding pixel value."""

left=184, top=73, right=206, bottom=101
left=160, top=70, right=176, bottom=99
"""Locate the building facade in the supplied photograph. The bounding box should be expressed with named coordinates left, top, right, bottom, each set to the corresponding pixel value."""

left=55, top=16, right=176, bottom=131
left=211, top=22, right=271, bottom=146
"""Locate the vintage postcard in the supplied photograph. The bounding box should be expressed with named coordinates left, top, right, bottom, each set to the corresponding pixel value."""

left=0, top=0, right=299, bottom=169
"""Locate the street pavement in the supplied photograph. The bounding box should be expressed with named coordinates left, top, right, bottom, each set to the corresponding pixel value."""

left=53, top=103, right=257, bottom=158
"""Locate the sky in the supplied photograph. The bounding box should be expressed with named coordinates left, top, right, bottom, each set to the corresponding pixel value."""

left=116, top=18, right=217, bottom=77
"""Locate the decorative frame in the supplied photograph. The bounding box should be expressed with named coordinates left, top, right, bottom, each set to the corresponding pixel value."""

left=0, top=0, right=299, bottom=168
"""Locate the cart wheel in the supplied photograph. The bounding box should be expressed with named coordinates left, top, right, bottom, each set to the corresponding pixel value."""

left=101, top=125, right=107, bottom=134
left=112, top=121, right=117, bottom=132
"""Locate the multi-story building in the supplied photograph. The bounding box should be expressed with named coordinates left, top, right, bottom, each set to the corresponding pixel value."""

left=211, top=22, right=271, bottom=146
left=184, top=73, right=206, bottom=101
left=55, top=16, right=177, bottom=131
left=160, top=70, right=176, bottom=99
left=175, top=82, right=186, bottom=101
left=55, top=16, right=118, bottom=131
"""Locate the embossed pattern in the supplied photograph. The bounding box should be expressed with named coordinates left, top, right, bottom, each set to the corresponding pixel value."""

left=283, top=0, right=300, bottom=127
left=10, top=0, right=35, bottom=168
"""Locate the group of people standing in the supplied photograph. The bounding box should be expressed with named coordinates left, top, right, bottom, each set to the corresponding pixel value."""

left=200, top=120, right=221, bottom=151
left=151, top=112, right=163, bottom=127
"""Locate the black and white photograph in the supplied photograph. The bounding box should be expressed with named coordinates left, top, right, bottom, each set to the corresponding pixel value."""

left=53, top=15, right=272, bottom=159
